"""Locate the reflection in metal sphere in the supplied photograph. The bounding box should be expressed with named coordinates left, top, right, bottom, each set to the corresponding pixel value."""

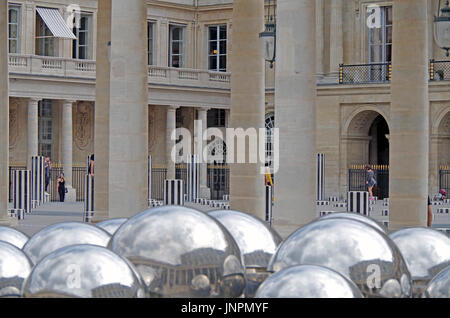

left=208, top=210, right=282, bottom=297
left=96, top=218, right=128, bottom=235
left=23, top=244, right=145, bottom=298
left=0, top=241, right=33, bottom=297
left=0, top=226, right=29, bottom=249
left=320, top=212, right=386, bottom=233
left=23, top=222, right=111, bottom=264
left=422, top=266, right=450, bottom=298
left=268, top=218, right=411, bottom=298
left=208, top=210, right=282, bottom=268
left=109, top=206, right=245, bottom=298
left=255, top=265, right=363, bottom=298
left=389, top=228, right=450, bottom=297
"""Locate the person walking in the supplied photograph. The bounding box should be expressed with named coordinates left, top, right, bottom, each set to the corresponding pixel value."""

left=365, top=165, right=377, bottom=201
left=57, top=173, right=66, bottom=202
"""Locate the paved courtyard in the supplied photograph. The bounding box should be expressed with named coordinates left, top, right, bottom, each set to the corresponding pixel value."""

left=8, top=199, right=450, bottom=238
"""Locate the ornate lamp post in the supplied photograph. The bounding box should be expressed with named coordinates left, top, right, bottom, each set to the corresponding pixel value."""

left=259, top=0, right=276, bottom=68
left=434, top=0, right=450, bottom=57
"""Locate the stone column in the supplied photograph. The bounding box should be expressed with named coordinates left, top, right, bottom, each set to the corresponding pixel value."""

left=316, top=0, right=325, bottom=77
left=166, top=106, right=178, bottom=180
left=0, top=0, right=13, bottom=225
left=329, top=0, right=344, bottom=75
left=196, top=108, right=210, bottom=198
left=274, top=0, right=317, bottom=238
left=390, top=0, right=429, bottom=229
left=61, top=100, right=76, bottom=202
left=229, top=0, right=265, bottom=220
left=429, top=135, right=439, bottom=195
left=94, top=0, right=148, bottom=221
left=27, top=98, right=39, bottom=170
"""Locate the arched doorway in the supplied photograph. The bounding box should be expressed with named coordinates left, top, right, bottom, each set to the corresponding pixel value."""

left=344, top=109, right=390, bottom=198
left=438, top=111, right=450, bottom=195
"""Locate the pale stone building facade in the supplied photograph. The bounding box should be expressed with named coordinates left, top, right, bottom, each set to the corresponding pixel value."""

left=5, top=0, right=450, bottom=204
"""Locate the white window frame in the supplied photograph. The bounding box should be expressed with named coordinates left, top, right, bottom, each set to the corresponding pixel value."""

left=8, top=4, right=21, bottom=54
left=148, top=21, right=155, bottom=65
left=72, top=12, right=92, bottom=60
left=368, top=5, right=392, bottom=64
left=207, top=24, right=227, bottom=72
left=35, top=8, right=57, bottom=57
left=169, top=24, right=185, bottom=68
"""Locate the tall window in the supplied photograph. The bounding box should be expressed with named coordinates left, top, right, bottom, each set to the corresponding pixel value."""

left=265, top=113, right=275, bottom=166
left=208, top=25, right=227, bottom=72
left=207, top=109, right=226, bottom=128
left=368, top=6, right=392, bottom=63
left=8, top=5, right=20, bottom=53
left=73, top=13, right=92, bottom=59
left=169, top=25, right=185, bottom=68
left=38, top=100, right=53, bottom=159
left=36, top=11, right=56, bottom=56
left=148, top=22, right=155, bottom=65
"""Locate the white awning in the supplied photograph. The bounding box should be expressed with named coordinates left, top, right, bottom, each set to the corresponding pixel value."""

left=36, top=7, right=77, bottom=40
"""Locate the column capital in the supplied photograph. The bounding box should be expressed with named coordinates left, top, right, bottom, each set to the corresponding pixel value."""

left=197, top=107, right=210, bottom=112
left=62, top=100, right=77, bottom=106
left=28, top=98, right=41, bottom=104
left=167, top=105, right=180, bottom=111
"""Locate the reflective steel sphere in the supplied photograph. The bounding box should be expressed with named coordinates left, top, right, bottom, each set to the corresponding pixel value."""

left=96, top=218, right=128, bottom=235
left=389, top=228, right=450, bottom=297
left=208, top=210, right=282, bottom=268
left=23, top=222, right=111, bottom=264
left=255, top=265, right=363, bottom=298
left=268, top=218, right=412, bottom=298
left=320, top=212, right=386, bottom=233
left=109, top=206, right=245, bottom=298
left=23, top=244, right=145, bottom=298
left=422, top=266, right=450, bottom=298
left=0, top=241, right=33, bottom=297
left=0, top=226, right=29, bottom=249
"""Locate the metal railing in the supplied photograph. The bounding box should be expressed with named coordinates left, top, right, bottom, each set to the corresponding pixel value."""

left=439, top=166, right=450, bottom=196
left=430, top=60, right=450, bottom=81
left=339, top=63, right=391, bottom=85
left=348, top=165, right=389, bottom=199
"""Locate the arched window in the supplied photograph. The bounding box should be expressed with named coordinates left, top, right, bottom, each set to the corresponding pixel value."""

left=265, top=113, right=275, bottom=166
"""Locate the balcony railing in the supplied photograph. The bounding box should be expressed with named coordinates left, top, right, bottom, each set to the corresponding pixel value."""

left=339, top=63, right=391, bottom=85
left=430, top=60, right=450, bottom=81
left=8, top=54, right=231, bottom=89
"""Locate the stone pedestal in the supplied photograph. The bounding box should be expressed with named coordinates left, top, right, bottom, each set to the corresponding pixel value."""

left=229, top=0, right=265, bottom=220
left=94, top=0, right=148, bottom=221
left=389, top=0, right=429, bottom=229
left=273, top=0, right=317, bottom=237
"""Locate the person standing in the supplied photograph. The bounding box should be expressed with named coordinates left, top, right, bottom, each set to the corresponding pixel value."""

left=365, top=165, right=377, bottom=201
left=88, top=154, right=94, bottom=176
left=57, top=173, right=66, bottom=202
left=428, top=196, right=433, bottom=228
left=44, top=156, right=51, bottom=192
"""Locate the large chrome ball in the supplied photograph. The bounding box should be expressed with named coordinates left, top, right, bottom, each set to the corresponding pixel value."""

left=23, top=222, right=111, bottom=264
left=320, top=212, right=386, bottom=233
left=23, top=244, right=145, bottom=298
left=109, top=206, right=245, bottom=298
left=0, top=241, right=33, bottom=297
left=268, top=218, right=412, bottom=298
left=0, top=226, right=29, bottom=249
left=255, top=265, right=363, bottom=298
left=208, top=210, right=282, bottom=297
left=96, top=218, right=128, bottom=235
left=422, top=266, right=450, bottom=298
left=389, top=228, right=450, bottom=297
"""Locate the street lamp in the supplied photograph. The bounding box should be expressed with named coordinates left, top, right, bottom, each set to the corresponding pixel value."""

left=260, top=0, right=276, bottom=68
left=434, top=0, right=450, bottom=57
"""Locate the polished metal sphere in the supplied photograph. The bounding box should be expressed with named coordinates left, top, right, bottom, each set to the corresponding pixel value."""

left=96, top=218, right=128, bottom=235
left=389, top=228, right=450, bottom=297
left=255, top=265, right=363, bottom=298
left=268, top=218, right=412, bottom=298
left=109, top=206, right=245, bottom=298
left=23, top=244, right=145, bottom=298
left=422, top=266, right=450, bottom=298
left=208, top=210, right=282, bottom=269
left=23, top=222, right=111, bottom=264
left=320, top=212, right=386, bottom=233
left=0, top=241, right=33, bottom=297
left=0, top=226, right=29, bottom=249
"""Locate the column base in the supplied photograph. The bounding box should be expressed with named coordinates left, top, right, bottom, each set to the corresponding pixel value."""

left=91, top=211, right=109, bottom=224
left=199, top=186, right=211, bottom=199
left=0, top=215, right=19, bottom=228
